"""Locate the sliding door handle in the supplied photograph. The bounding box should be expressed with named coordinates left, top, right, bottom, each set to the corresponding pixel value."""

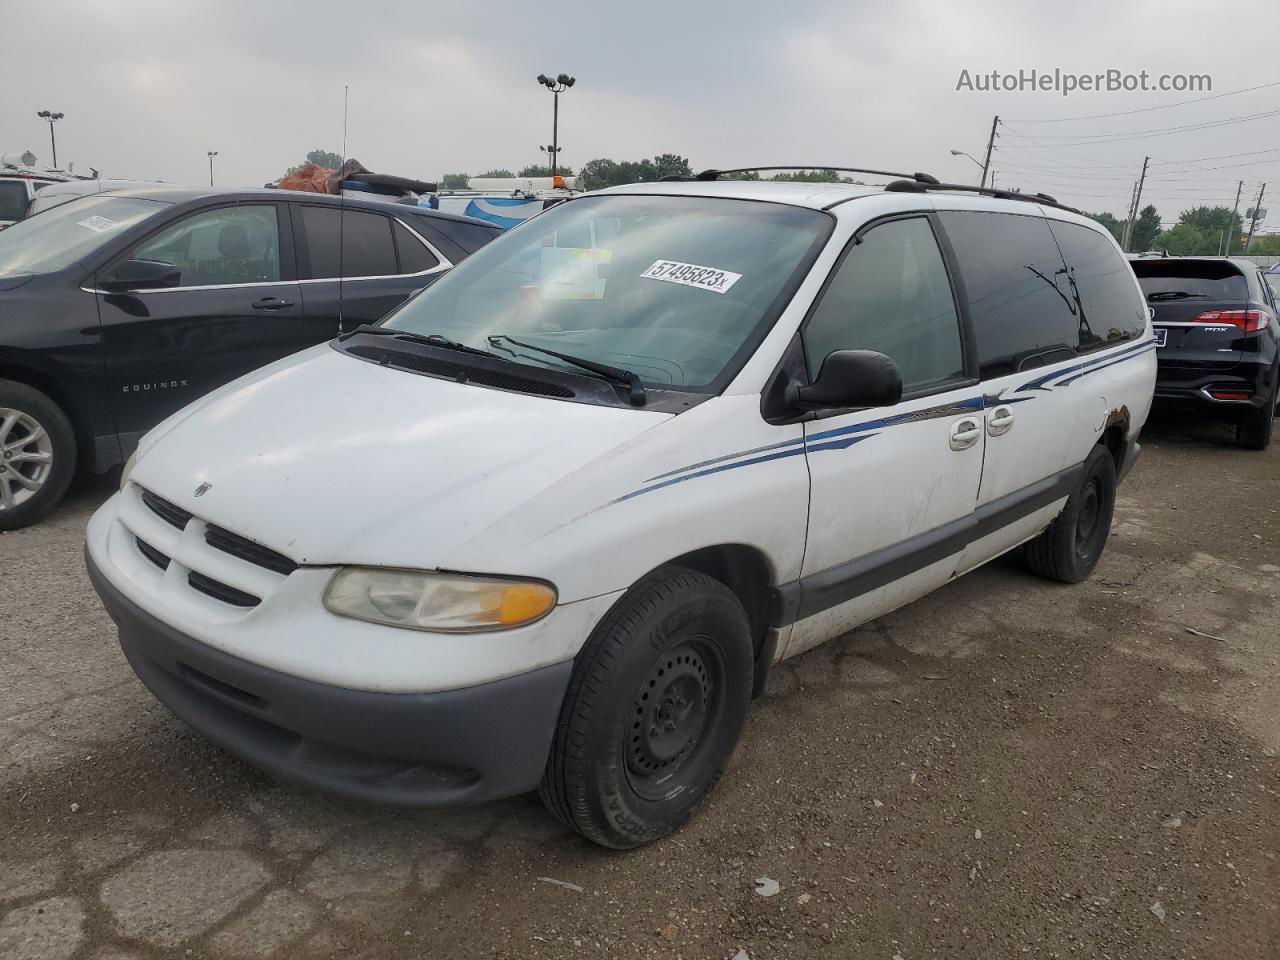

left=949, top=416, right=982, bottom=451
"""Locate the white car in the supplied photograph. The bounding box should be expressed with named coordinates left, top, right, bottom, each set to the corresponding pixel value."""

left=86, top=171, right=1156, bottom=848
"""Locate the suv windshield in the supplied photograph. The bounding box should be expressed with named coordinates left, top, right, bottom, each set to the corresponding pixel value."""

left=1131, top=259, right=1248, bottom=301
left=0, top=195, right=168, bottom=276
left=383, top=194, right=830, bottom=390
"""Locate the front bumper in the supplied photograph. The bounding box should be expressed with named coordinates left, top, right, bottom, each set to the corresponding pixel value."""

left=88, top=551, right=572, bottom=806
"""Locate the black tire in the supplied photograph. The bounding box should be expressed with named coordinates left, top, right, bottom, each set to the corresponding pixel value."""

left=1023, top=444, right=1117, bottom=584
left=0, top=379, right=77, bottom=532
left=539, top=566, right=754, bottom=849
left=1236, top=385, right=1276, bottom=450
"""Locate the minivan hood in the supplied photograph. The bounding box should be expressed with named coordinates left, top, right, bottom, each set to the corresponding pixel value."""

left=130, top=346, right=670, bottom=567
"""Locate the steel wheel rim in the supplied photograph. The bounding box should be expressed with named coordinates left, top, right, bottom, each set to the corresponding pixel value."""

left=625, top=638, right=721, bottom=801
left=1074, top=476, right=1104, bottom=560
left=0, top=408, right=54, bottom=511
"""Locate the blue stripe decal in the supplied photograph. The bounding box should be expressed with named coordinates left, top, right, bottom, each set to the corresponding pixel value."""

left=615, top=337, right=1155, bottom=503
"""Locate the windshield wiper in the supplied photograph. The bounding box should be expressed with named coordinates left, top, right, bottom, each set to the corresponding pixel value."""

left=1146, top=291, right=1206, bottom=301
left=339, top=324, right=493, bottom=357
left=488, top=334, right=647, bottom=406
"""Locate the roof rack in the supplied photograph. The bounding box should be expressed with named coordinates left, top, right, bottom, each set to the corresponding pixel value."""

left=883, top=178, right=1081, bottom=214
left=689, top=166, right=941, bottom=185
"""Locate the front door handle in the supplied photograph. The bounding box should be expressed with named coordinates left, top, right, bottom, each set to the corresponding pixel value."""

left=252, top=297, right=294, bottom=310
left=949, top=416, right=982, bottom=451
left=987, top=405, right=1016, bottom=437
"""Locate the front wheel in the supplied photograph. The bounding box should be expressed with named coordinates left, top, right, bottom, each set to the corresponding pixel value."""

left=0, top=380, right=77, bottom=532
left=1023, top=444, right=1117, bottom=584
left=540, top=566, right=754, bottom=849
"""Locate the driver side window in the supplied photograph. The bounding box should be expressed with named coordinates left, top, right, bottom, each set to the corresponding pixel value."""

left=132, top=205, right=281, bottom=288
left=804, top=217, right=964, bottom=393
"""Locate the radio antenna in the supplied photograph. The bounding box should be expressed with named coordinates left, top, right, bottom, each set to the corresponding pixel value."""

left=337, top=84, right=349, bottom=334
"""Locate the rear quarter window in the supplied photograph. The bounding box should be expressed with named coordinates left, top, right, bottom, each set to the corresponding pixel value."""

left=1046, top=220, right=1147, bottom=349
left=937, top=210, right=1080, bottom=378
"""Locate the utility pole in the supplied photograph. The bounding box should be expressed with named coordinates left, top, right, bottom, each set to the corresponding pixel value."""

left=1245, top=183, right=1267, bottom=252
left=1123, top=157, right=1150, bottom=252
left=979, top=115, right=999, bottom=189
left=1121, top=181, right=1139, bottom=250
left=536, top=73, right=575, bottom=177
left=1226, top=180, right=1244, bottom=256
left=206, top=151, right=218, bottom=187
left=37, top=110, right=64, bottom=168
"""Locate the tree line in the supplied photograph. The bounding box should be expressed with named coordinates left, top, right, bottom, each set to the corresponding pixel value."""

left=1086, top=204, right=1280, bottom=256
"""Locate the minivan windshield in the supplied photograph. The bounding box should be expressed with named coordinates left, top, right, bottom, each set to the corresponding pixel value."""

left=383, top=194, right=831, bottom=390
left=0, top=195, right=167, bottom=276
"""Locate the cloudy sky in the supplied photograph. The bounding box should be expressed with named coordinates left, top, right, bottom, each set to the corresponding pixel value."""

left=5, top=0, right=1277, bottom=225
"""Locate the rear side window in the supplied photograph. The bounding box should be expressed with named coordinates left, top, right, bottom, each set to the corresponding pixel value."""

left=0, top=181, right=28, bottom=221
left=298, top=207, right=399, bottom=279
left=804, top=216, right=964, bottom=392
left=1046, top=220, right=1147, bottom=349
left=1131, top=260, right=1248, bottom=301
left=938, top=211, right=1079, bottom=377
left=392, top=221, right=439, bottom=274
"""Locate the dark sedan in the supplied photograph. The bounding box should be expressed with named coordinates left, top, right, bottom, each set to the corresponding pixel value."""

left=0, top=188, right=500, bottom=529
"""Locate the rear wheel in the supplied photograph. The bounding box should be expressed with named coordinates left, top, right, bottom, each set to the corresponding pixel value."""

left=0, top=380, right=77, bottom=531
left=1236, top=384, right=1276, bottom=450
left=539, top=566, right=753, bottom=849
left=1024, top=444, right=1117, bottom=584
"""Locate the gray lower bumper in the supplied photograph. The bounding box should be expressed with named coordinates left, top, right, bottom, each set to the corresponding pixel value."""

left=87, top=551, right=572, bottom=807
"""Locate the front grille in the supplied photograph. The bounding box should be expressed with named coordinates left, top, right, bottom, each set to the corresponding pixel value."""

left=140, top=489, right=192, bottom=530
left=136, top=537, right=171, bottom=570
left=187, top=571, right=261, bottom=608
left=346, top=344, right=575, bottom=398
left=205, top=525, right=298, bottom=576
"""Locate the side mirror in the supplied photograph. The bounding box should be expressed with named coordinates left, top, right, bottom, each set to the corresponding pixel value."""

left=794, top=349, right=903, bottom=409
left=100, top=258, right=181, bottom=292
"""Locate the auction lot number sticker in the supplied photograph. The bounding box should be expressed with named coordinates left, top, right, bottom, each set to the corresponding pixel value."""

left=641, top=259, right=742, bottom=295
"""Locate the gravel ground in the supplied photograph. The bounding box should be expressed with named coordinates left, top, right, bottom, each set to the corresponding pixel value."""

left=2, top=410, right=1278, bottom=960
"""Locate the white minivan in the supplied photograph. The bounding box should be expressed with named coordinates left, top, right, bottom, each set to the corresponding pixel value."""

left=86, top=172, right=1156, bottom=848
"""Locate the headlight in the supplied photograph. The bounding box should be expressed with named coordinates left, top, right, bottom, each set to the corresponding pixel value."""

left=323, top=568, right=557, bottom=633
left=120, top=451, right=137, bottom=491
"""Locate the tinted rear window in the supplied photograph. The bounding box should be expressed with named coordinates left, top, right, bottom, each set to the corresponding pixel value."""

left=431, top=219, right=500, bottom=254
left=299, top=206, right=399, bottom=279
left=938, top=210, right=1079, bottom=377
left=1046, top=220, right=1146, bottom=349
left=1131, top=260, right=1248, bottom=301
left=0, top=181, right=27, bottom=221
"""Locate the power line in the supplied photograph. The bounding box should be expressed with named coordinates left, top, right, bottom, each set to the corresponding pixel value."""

left=1004, top=79, right=1280, bottom=123
left=1002, top=108, right=1280, bottom=144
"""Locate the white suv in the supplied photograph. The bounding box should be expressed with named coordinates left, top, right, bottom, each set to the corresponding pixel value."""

left=86, top=171, right=1156, bottom=848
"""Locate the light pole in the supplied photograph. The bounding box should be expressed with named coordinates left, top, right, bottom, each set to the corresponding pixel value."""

left=950, top=148, right=983, bottom=182
left=37, top=111, right=64, bottom=168
left=207, top=151, right=218, bottom=187
left=536, top=73, right=575, bottom=176
left=539, top=144, right=562, bottom=172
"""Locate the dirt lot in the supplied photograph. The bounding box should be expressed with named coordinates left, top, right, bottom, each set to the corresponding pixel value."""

left=2, top=411, right=1278, bottom=960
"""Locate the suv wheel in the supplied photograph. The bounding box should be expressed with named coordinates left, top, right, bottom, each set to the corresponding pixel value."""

left=1023, top=444, right=1117, bottom=584
left=0, top=380, right=77, bottom=531
left=540, top=566, right=753, bottom=849
left=1236, top=383, right=1276, bottom=450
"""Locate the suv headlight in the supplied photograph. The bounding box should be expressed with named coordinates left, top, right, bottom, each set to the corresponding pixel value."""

left=323, top=568, right=557, bottom=633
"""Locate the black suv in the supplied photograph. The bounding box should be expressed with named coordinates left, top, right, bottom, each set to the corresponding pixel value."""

left=1131, top=256, right=1279, bottom=449
left=0, top=188, right=500, bottom=529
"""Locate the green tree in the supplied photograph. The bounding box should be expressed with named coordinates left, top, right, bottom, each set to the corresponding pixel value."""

left=439, top=173, right=470, bottom=189
left=652, top=153, right=693, bottom=179
left=1130, top=205, right=1162, bottom=252
left=305, top=149, right=344, bottom=169
left=579, top=155, right=694, bottom=191
left=768, top=168, right=857, bottom=183
left=1085, top=211, right=1124, bottom=243
left=478, top=169, right=515, bottom=179
left=1155, top=222, right=1210, bottom=256
left=1247, top=235, right=1280, bottom=256
left=517, top=164, right=576, bottom=178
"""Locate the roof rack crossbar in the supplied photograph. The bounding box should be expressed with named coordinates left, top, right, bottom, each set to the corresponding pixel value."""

left=696, top=166, right=940, bottom=185
left=883, top=179, right=1081, bottom=214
